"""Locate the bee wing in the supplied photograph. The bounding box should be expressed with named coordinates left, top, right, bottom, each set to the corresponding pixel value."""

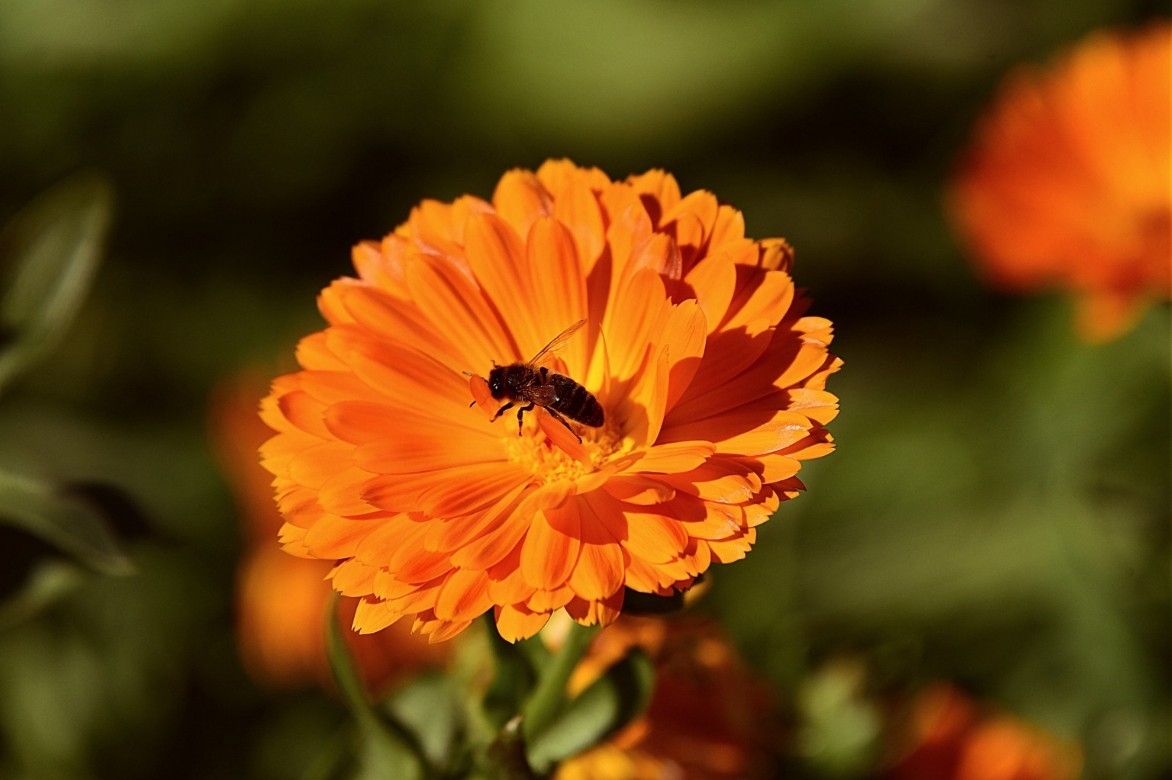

left=528, top=319, right=586, bottom=366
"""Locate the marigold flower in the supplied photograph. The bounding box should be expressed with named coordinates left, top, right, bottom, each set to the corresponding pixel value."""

left=884, top=684, right=1082, bottom=780
left=554, top=617, right=777, bottom=780
left=211, top=376, right=449, bottom=692
left=260, top=160, right=840, bottom=642
left=950, top=21, right=1171, bottom=341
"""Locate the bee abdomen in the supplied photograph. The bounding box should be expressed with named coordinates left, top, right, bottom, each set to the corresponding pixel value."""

left=550, top=374, right=604, bottom=427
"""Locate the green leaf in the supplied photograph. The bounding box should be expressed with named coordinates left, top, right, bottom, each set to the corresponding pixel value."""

left=0, top=559, right=86, bottom=630
left=483, top=619, right=541, bottom=729
left=525, top=648, right=655, bottom=774
left=796, top=662, right=880, bottom=777
left=383, top=672, right=464, bottom=770
left=482, top=716, right=538, bottom=780
left=0, top=469, right=132, bottom=577
left=324, top=594, right=425, bottom=780
left=520, top=621, right=598, bottom=744
left=0, top=172, right=113, bottom=394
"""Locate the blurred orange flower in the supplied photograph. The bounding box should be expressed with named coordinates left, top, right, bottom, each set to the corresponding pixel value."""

left=884, top=684, right=1082, bottom=780
left=211, top=376, right=449, bottom=694
left=951, top=21, right=1171, bottom=341
left=260, top=160, right=840, bottom=642
left=555, top=617, right=776, bottom=779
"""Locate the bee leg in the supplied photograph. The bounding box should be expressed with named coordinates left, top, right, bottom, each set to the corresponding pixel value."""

left=544, top=407, right=583, bottom=444
left=491, top=402, right=514, bottom=421
left=515, top=403, right=535, bottom=435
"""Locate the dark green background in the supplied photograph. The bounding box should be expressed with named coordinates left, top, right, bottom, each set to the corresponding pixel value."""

left=0, top=1, right=1167, bottom=777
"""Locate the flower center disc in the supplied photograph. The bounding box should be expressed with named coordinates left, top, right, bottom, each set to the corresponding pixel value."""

left=502, top=413, right=628, bottom=484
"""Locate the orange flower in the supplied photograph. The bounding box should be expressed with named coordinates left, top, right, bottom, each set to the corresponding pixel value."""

left=260, top=160, right=841, bottom=642
left=951, top=21, right=1171, bottom=341
left=554, top=617, right=776, bottom=779
left=211, top=375, right=449, bottom=693
left=884, top=685, right=1082, bottom=780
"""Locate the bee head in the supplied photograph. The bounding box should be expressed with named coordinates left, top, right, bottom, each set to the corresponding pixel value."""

left=486, top=366, right=507, bottom=399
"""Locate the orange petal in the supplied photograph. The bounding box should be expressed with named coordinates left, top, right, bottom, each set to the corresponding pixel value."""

left=486, top=547, right=537, bottom=605
left=276, top=390, right=331, bottom=440
left=424, top=618, right=474, bottom=644
left=353, top=418, right=501, bottom=474
left=353, top=597, right=402, bottom=634
left=317, top=467, right=381, bottom=516
left=613, top=440, right=715, bottom=476
left=680, top=501, right=745, bottom=542
left=416, top=462, right=531, bottom=519
left=565, top=589, right=624, bottom=627
left=663, top=409, right=812, bottom=456
left=683, top=252, right=738, bottom=335
left=602, top=267, right=666, bottom=387
left=403, top=249, right=517, bottom=371
left=626, top=169, right=681, bottom=223
left=302, top=513, right=371, bottom=558
left=526, top=585, right=575, bottom=612
left=523, top=217, right=590, bottom=374
left=449, top=513, right=529, bottom=571
left=434, top=568, right=493, bottom=622
left=665, top=327, right=775, bottom=421
left=426, top=481, right=529, bottom=552
left=568, top=540, right=627, bottom=602
left=462, top=212, right=541, bottom=357
left=520, top=506, right=581, bottom=590
left=707, top=529, right=756, bottom=564
left=660, top=299, right=707, bottom=418
left=329, top=558, right=377, bottom=597
left=336, top=285, right=467, bottom=373
left=492, top=168, right=550, bottom=238
left=550, top=175, right=607, bottom=271
left=602, top=475, right=676, bottom=505
left=494, top=603, right=551, bottom=642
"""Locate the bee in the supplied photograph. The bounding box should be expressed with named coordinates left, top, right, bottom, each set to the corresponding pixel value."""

left=477, top=319, right=604, bottom=443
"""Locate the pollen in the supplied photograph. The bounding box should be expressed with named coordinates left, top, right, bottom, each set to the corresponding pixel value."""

left=502, top=413, right=630, bottom=484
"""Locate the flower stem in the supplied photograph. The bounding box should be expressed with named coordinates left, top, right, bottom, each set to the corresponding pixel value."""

left=324, top=594, right=427, bottom=779
left=520, top=621, right=599, bottom=743
left=325, top=593, right=375, bottom=729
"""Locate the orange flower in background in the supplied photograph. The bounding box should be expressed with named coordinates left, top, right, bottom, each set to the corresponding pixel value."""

left=211, top=376, right=449, bottom=693
left=884, top=684, right=1082, bottom=780
left=260, top=159, right=841, bottom=643
left=555, top=617, right=777, bottom=779
left=951, top=21, right=1171, bottom=341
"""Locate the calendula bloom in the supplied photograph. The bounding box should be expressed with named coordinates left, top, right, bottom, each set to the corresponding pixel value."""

left=951, top=21, right=1171, bottom=341
left=212, top=376, right=449, bottom=692
left=884, top=685, right=1082, bottom=780
left=554, top=616, right=776, bottom=780
left=261, top=160, right=840, bottom=642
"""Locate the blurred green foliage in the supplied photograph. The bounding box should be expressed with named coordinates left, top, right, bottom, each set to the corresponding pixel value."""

left=0, top=1, right=1167, bottom=778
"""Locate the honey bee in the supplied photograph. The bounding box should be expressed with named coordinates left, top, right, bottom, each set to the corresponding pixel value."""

left=478, top=319, right=604, bottom=443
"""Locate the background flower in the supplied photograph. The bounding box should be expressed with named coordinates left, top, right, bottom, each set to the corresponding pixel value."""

left=950, top=21, right=1171, bottom=341
left=260, top=160, right=840, bottom=643
left=883, top=684, right=1083, bottom=780
left=211, top=374, right=450, bottom=694
left=554, top=616, right=777, bottom=780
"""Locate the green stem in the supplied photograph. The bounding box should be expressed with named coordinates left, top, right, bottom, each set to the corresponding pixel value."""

left=325, top=593, right=378, bottom=730
left=324, top=594, right=427, bottom=778
left=520, top=621, right=599, bottom=743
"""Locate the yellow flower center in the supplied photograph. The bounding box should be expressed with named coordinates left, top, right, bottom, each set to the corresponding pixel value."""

left=502, top=413, right=631, bottom=484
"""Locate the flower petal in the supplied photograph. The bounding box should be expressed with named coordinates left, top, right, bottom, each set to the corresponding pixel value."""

left=520, top=505, right=581, bottom=591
